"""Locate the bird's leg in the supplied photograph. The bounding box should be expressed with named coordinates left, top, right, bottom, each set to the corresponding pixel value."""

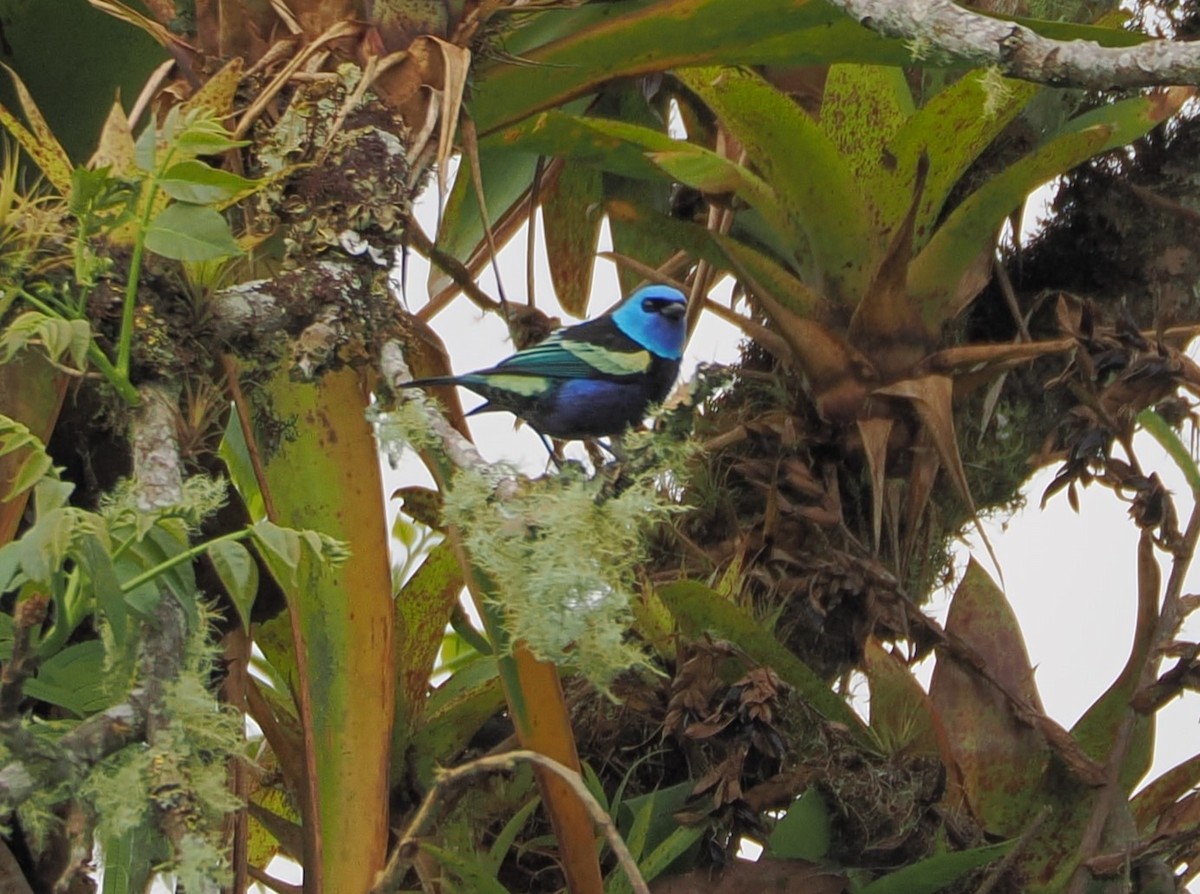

left=603, top=437, right=629, bottom=463
left=537, top=432, right=565, bottom=469
left=583, top=439, right=610, bottom=469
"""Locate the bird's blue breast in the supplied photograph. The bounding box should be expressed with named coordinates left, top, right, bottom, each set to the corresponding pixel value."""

left=539, top=379, right=659, bottom=439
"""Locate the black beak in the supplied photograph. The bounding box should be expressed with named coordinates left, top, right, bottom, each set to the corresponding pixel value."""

left=661, top=303, right=686, bottom=320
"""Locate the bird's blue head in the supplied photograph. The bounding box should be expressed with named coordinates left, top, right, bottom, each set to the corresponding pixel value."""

left=610, top=285, right=688, bottom=360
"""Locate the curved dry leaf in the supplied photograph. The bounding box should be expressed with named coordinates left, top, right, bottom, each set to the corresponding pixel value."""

left=874, top=374, right=1001, bottom=580
left=856, top=416, right=892, bottom=551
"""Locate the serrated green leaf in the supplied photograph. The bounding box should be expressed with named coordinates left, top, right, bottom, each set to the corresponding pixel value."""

left=24, top=639, right=108, bottom=716
left=144, top=202, right=242, bottom=261
left=34, top=477, right=74, bottom=516
left=173, top=128, right=249, bottom=157
left=0, top=311, right=92, bottom=370
left=421, top=843, right=511, bottom=894
left=208, top=538, right=258, bottom=631
left=134, top=122, right=156, bottom=172
left=251, top=520, right=303, bottom=590
left=0, top=413, right=56, bottom=501
left=0, top=542, right=22, bottom=594
left=15, top=506, right=73, bottom=584
left=158, top=159, right=255, bottom=204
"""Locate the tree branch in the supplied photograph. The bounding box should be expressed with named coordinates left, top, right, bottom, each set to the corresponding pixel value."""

left=0, top=383, right=189, bottom=814
left=829, top=0, right=1200, bottom=89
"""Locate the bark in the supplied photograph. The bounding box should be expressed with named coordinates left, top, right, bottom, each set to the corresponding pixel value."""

left=831, top=0, right=1200, bottom=88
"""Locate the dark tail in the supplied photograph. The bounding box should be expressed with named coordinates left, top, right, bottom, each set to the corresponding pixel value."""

left=401, top=375, right=461, bottom=389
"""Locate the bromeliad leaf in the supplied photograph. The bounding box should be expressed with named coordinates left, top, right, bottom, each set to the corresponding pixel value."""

left=767, top=790, right=831, bottom=861
left=144, top=203, right=243, bottom=261
left=857, top=841, right=1013, bottom=894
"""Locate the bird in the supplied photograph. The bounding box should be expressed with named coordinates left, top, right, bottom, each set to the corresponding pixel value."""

left=404, top=284, right=688, bottom=455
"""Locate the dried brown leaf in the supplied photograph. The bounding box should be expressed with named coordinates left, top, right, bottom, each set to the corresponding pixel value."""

left=857, top=416, right=892, bottom=552
left=875, top=374, right=1001, bottom=581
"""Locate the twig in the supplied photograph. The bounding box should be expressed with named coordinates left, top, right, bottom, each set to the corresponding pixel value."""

left=992, top=254, right=1030, bottom=343
left=371, top=750, right=649, bottom=894
left=0, top=595, right=47, bottom=720
left=461, top=116, right=510, bottom=316
left=247, top=864, right=303, bottom=894
left=407, top=218, right=505, bottom=319
left=1066, top=501, right=1200, bottom=894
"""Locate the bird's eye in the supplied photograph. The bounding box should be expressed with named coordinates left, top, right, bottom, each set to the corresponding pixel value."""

left=642, top=299, right=658, bottom=313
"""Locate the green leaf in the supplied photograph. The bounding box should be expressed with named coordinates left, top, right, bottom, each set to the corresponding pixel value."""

left=658, top=581, right=869, bottom=740
left=173, top=127, right=249, bottom=158
left=821, top=63, right=914, bottom=201
left=0, top=64, right=73, bottom=194
left=33, top=477, right=74, bottom=516
left=208, top=537, right=258, bottom=631
left=218, top=410, right=266, bottom=522
left=421, top=843, right=511, bottom=894
left=393, top=540, right=465, bottom=760
left=23, top=640, right=108, bottom=716
left=486, top=797, right=541, bottom=870
left=636, top=824, right=706, bottom=886
left=857, top=841, right=1012, bottom=894
left=677, top=66, right=875, bottom=305
left=410, top=658, right=505, bottom=788
left=79, top=531, right=126, bottom=646
left=0, top=311, right=92, bottom=370
left=144, top=203, right=243, bottom=261
left=0, top=413, right=56, bottom=501
left=928, top=560, right=1049, bottom=837
left=888, top=72, right=1038, bottom=245
left=99, top=820, right=161, bottom=894
left=494, top=111, right=675, bottom=183
left=469, top=0, right=913, bottom=136
left=251, top=520, right=304, bottom=590
left=157, top=159, right=255, bottom=204
left=430, top=140, right=540, bottom=296
left=767, top=789, right=830, bottom=860
left=542, top=162, right=603, bottom=318
left=15, top=507, right=74, bottom=585
left=908, top=125, right=1113, bottom=327
left=134, top=121, right=157, bottom=172
left=0, top=542, right=20, bottom=594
